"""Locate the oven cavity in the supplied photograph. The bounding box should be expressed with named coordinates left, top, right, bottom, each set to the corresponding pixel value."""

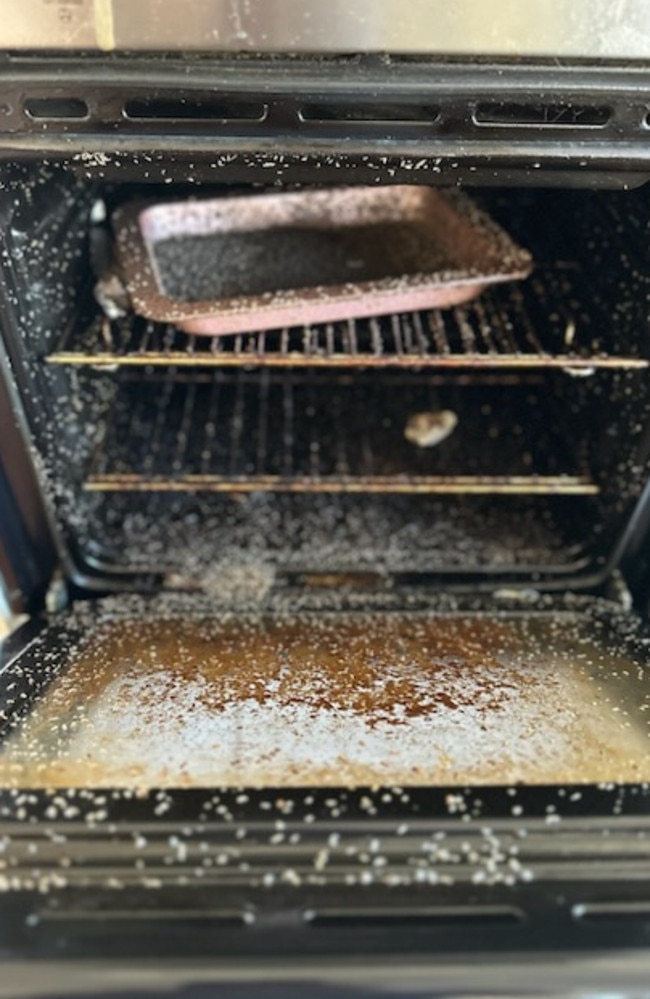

left=0, top=165, right=649, bottom=598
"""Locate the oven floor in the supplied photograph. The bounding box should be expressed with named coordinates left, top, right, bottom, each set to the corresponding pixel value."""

left=1, top=604, right=649, bottom=789
left=93, top=492, right=592, bottom=579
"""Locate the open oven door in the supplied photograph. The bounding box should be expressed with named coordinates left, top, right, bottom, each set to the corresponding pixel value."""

left=1, top=589, right=650, bottom=971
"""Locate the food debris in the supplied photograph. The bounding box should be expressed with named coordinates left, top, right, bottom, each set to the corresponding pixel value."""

left=404, top=409, right=458, bottom=448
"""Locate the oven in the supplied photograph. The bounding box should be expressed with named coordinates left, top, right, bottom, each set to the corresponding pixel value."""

left=2, top=3, right=650, bottom=994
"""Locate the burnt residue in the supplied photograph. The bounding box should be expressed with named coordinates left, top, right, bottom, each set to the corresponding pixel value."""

left=1, top=596, right=650, bottom=791
left=153, top=222, right=450, bottom=302
left=96, top=491, right=588, bottom=582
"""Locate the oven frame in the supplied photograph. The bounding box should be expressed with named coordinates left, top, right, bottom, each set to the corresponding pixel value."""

left=2, top=51, right=650, bottom=977
left=0, top=56, right=648, bottom=189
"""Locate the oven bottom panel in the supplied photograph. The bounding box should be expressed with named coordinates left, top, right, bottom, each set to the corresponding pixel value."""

left=1, top=593, right=650, bottom=959
left=1, top=599, right=650, bottom=790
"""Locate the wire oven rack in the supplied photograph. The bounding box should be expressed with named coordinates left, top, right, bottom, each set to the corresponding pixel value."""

left=85, top=374, right=598, bottom=496
left=49, top=265, right=648, bottom=371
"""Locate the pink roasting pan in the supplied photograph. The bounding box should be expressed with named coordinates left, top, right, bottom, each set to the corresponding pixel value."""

left=113, top=186, right=533, bottom=336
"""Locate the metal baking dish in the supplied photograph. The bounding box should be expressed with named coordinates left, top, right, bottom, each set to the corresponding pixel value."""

left=112, top=186, right=532, bottom=336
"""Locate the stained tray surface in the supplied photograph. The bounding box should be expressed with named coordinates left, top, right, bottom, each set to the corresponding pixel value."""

left=1, top=610, right=649, bottom=789
left=113, top=187, right=532, bottom=335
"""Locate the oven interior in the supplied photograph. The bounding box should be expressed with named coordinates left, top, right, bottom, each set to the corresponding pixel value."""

left=4, top=166, right=650, bottom=595
left=2, top=152, right=650, bottom=955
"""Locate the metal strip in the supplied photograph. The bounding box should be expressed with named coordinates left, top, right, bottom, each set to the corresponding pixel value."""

left=49, top=352, right=646, bottom=370
left=84, top=475, right=600, bottom=496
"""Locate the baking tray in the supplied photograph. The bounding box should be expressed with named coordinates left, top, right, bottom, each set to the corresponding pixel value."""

left=112, top=186, right=532, bottom=336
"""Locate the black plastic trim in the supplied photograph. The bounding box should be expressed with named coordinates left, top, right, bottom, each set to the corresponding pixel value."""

left=0, top=57, right=647, bottom=185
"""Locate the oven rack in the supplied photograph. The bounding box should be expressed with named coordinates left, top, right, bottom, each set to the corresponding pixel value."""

left=85, top=374, right=598, bottom=496
left=86, top=476, right=597, bottom=496
left=49, top=265, right=648, bottom=371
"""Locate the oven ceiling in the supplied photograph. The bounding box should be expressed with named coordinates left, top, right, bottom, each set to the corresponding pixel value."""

left=1, top=0, right=650, bottom=59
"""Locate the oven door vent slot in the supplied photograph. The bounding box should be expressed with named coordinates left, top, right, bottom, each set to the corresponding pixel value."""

left=24, top=97, right=89, bottom=120
left=123, top=97, right=267, bottom=122
left=299, top=102, right=440, bottom=125
left=474, top=103, right=611, bottom=128
left=306, top=905, right=523, bottom=928
left=573, top=902, right=650, bottom=924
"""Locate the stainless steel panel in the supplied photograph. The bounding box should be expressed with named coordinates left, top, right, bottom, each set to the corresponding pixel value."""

left=1, top=0, right=650, bottom=59
left=1, top=0, right=99, bottom=49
